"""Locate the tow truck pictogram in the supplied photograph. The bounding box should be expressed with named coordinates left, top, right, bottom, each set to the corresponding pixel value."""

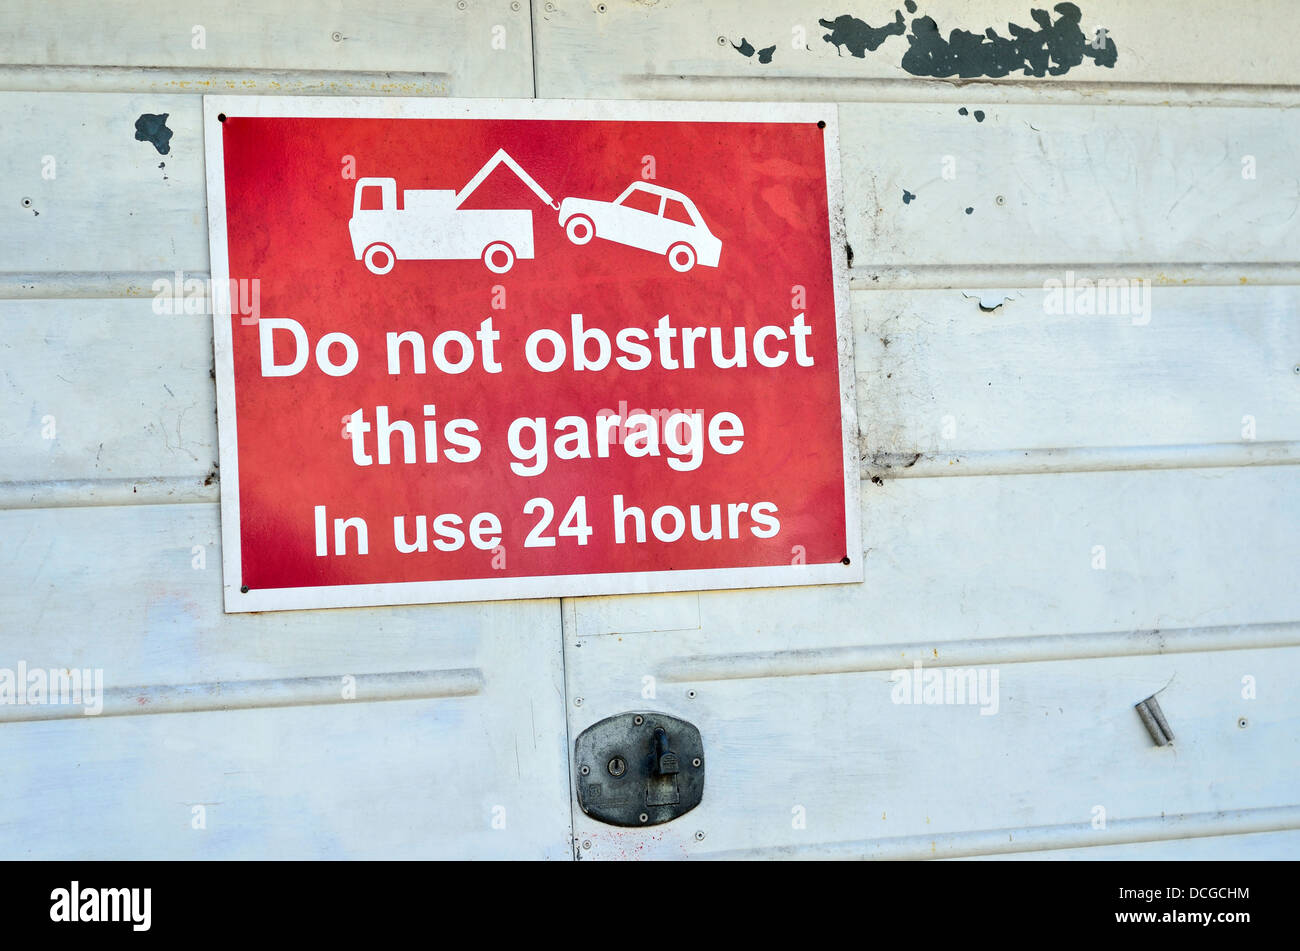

left=348, top=148, right=559, bottom=276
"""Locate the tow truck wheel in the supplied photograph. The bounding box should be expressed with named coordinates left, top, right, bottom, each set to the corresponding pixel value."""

left=363, top=243, right=395, bottom=275
left=565, top=215, right=595, bottom=245
left=482, top=241, right=516, bottom=274
left=668, top=242, right=696, bottom=273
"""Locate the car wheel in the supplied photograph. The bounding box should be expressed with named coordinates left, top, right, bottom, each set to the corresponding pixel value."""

left=363, top=243, right=395, bottom=275
left=565, top=215, right=595, bottom=245
left=482, top=241, right=516, bottom=274
left=668, top=242, right=696, bottom=273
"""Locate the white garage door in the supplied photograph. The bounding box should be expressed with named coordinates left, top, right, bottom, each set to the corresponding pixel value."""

left=2, top=0, right=1298, bottom=860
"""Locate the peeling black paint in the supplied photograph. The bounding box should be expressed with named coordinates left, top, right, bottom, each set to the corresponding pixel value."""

left=819, top=11, right=905, bottom=57
left=732, top=37, right=775, bottom=63
left=902, top=189, right=916, bottom=204
left=845, top=241, right=854, bottom=266
left=818, top=3, right=1116, bottom=78
left=963, top=290, right=1018, bottom=312
left=135, top=113, right=173, bottom=155
left=901, top=4, right=1117, bottom=78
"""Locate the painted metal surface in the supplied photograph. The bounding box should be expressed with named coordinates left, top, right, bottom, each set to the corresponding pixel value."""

left=538, top=1, right=1300, bottom=860
left=1, top=0, right=1297, bottom=860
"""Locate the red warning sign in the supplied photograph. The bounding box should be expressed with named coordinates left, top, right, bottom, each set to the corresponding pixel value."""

left=205, top=97, right=860, bottom=611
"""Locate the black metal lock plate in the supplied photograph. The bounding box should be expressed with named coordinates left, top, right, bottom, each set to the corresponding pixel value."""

left=574, top=712, right=704, bottom=827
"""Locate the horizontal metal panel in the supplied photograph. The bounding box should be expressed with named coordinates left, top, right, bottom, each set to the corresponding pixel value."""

left=533, top=1, right=1300, bottom=101
left=0, top=300, right=216, bottom=483
left=856, top=285, right=1300, bottom=458
left=566, top=643, right=1300, bottom=859
left=0, top=499, right=571, bottom=857
left=0, top=697, right=568, bottom=859
left=840, top=103, right=1300, bottom=266
left=572, top=465, right=1300, bottom=649
left=0, top=0, right=530, bottom=96
left=0, top=92, right=208, bottom=272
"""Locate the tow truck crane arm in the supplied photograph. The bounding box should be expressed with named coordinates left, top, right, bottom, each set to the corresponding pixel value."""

left=454, top=148, right=560, bottom=211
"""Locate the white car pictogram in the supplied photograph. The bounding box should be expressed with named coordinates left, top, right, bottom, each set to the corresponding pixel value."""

left=558, top=182, right=722, bottom=272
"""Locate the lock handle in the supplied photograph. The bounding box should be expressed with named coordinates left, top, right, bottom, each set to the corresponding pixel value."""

left=654, top=727, right=680, bottom=775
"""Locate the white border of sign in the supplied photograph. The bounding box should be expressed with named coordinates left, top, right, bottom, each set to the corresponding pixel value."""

left=204, top=95, right=862, bottom=613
